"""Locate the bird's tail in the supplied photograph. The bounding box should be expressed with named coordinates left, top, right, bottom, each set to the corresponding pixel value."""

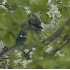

left=0, top=47, right=9, bottom=57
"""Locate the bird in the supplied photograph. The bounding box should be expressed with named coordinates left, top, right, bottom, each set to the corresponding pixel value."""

left=0, top=13, right=43, bottom=58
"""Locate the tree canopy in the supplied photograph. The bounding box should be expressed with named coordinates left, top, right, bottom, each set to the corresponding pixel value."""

left=0, top=0, right=70, bottom=69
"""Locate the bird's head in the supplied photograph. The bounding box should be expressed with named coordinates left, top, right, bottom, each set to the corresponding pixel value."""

left=28, top=13, right=43, bottom=29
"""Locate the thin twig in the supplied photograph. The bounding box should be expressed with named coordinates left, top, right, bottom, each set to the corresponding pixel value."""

left=53, top=36, right=70, bottom=55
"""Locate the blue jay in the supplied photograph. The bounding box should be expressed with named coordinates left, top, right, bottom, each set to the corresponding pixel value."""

left=0, top=13, right=43, bottom=58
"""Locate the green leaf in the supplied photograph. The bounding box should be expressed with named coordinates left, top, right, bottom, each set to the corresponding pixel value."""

left=0, top=8, right=7, bottom=15
left=0, top=15, right=12, bottom=29
left=6, top=0, right=29, bottom=7
left=32, top=47, right=44, bottom=60
left=0, top=0, right=3, bottom=3
left=40, top=13, right=51, bottom=24
left=11, top=27, right=20, bottom=37
left=62, top=0, right=69, bottom=5
left=15, top=0, right=29, bottom=7
left=62, top=46, right=70, bottom=55
left=61, top=9, right=69, bottom=19
left=67, top=8, right=70, bottom=17
left=0, top=30, right=7, bottom=39
left=24, top=31, right=33, bottom=45
left=27, top=61, right=39, bottom=69
left=42, top=59, right=55, bottom=68
left=3, top=32, right=15, bottom=48
left=29, top=0, right=48, bottom=13
left=10, top=8, right=27, bottom=24
left=5, top=0, right=13, bottom=5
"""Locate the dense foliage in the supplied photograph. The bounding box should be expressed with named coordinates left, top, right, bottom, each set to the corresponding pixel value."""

left=0, top=0, right=70, bottom=69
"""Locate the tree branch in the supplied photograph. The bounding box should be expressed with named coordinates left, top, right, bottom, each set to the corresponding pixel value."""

left=42, top=18, right=70, bottom=45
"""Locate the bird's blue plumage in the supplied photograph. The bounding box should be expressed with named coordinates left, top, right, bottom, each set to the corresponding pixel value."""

left=15, top=31, right=26, bottom=46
